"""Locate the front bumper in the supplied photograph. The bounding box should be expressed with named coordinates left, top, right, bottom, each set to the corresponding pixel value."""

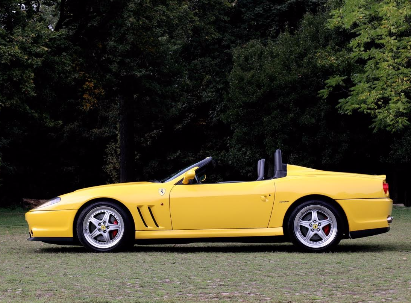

left=28, top=236, right=75, bottom=245
left=25, top=209, right=77, bottom=238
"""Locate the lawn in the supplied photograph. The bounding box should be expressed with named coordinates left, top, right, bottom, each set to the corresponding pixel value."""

left=0, top=206, right=410, bottom=303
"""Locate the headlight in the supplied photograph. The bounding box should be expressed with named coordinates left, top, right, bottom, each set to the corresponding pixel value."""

left=35, top=197, right=61, bottom=209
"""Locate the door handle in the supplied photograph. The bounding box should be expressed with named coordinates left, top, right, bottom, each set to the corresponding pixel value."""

left=260, top=195, right=268, bottom=202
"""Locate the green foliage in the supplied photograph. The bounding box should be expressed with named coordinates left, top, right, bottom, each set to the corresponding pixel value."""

left=0, top=0, right=409, bottom=205
left=226, top=13, right=371, bottom=176
left=0, top=3, right=50, bottom=109
left=322, top=0, right=411, bottom=132
left=0, top=1, right=62, bottom=201
left=231, top=0, right=328, bottom=42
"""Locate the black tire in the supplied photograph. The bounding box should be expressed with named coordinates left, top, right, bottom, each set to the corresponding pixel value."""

left=76, top=201, right=134, bottom=252
left=287, top=200, right=343, bottom=252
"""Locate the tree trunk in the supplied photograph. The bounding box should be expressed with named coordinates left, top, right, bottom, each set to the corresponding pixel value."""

left=387, top=164, right=411, bottom=207
left=119, top=95, right=134, bottom=183
left=54, top=0, right=66, bottom=31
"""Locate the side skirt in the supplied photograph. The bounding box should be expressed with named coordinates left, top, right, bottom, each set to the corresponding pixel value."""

left=135, top=236, right=288, bottom=245
left=135, top=227, right=284, bottom=240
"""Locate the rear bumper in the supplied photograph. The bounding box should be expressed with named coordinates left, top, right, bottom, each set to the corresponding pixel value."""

left=349, top=227, right=390, bottom=239
left=338, top=198, right=393, bottom=231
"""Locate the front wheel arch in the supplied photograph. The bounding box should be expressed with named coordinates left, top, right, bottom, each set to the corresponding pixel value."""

left=283, top=195, right=349, bottom=240
left=73, top=198, right=135, bottom=245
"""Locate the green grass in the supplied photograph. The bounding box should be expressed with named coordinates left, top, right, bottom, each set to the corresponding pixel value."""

left=0, top=206, right=410, bottom=302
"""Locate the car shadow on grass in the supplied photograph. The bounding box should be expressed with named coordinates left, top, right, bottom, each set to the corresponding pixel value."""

left=37, top=241, right=409, bottom=254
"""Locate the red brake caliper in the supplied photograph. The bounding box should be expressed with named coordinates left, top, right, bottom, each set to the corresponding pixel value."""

left=323, top=224, right=330, bottom=235
left=112, top=220, right=118, bottom=238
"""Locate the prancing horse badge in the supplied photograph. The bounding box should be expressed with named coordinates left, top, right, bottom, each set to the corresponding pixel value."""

left=159, top=188, right=166, bottom=196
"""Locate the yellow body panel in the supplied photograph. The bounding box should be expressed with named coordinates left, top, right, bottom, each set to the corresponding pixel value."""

left=169, top=181, right=275, bottom=229
left=338, top=198, right=393, bottom=231
left=268, top=165, right=390, bottom=229
left=31, top=182, right=174, bottom=231
left=25, top=163, right=392, bottom=242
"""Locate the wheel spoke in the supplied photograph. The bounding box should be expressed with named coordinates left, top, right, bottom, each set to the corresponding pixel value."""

left=89, top=217, right=100, bottom=227
left=311, top=210, right=319, bottom=222
left=316, top=229, right=328, bottom=241
left=319, top=219, right=332, bottom=227
left=102, top=231, right=110, bottom=243
left=107, top=224, right=120, bottom=231
left=102, top=211, right=110, bottom=224
left=299, top=220, right=312, bottom=229
left=89, top=228, right=101, bottom=239
left=305, top=229, right=315, bottom=241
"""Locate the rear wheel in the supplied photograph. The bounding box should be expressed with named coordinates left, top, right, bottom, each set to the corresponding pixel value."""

left=76, top=202, right=133, bottom=252
left=287, top=200, right=342, bottom=252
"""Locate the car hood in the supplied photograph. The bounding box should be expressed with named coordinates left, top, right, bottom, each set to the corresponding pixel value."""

left=73, top=181, right=155, bottom=193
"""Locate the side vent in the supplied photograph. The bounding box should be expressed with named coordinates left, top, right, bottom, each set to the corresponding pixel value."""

left=148, top=207, right=159, bottom=228
left=136, top=207, right=148, bottom=227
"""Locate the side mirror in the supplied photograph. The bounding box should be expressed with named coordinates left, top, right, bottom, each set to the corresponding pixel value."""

left=182, top=169, right=196, bottom=185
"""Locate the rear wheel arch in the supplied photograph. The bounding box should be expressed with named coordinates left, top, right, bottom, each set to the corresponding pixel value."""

left=282, top=195, right=349, bottom=239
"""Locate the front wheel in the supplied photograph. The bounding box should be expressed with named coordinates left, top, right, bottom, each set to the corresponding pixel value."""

left=287, top=200, right=343, bottom=252
left=76, top=202, right=133, bottom=252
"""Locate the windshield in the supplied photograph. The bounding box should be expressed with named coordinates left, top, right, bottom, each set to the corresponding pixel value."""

left=161, top=164, right=194, bottom=183
left=161, top=157, right=212, bottom=183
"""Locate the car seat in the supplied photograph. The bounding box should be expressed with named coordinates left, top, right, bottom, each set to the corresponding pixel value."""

left=256, top=159, right=265, bottom=181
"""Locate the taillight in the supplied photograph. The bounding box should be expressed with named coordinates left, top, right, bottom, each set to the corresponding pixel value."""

left=383, top=182, right=389, bottom=194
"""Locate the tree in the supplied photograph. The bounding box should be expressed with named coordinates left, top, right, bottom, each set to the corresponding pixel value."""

left=0, top=0, right=409, bottom=206
left=319, top=0, right=411, bottom=205
left=321, top=0, right=411, bottom=133
left=0, top=1, right=49, bottom=111
left=0, top=0, right=59, bottom=202
left=53, top=0, right=208, bottom=182
left=230, top=0, right=328, bottom=42
left=227, top=14, right=350, bottom=174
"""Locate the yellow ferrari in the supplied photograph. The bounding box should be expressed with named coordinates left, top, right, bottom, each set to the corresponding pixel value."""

left=25, top=150, right=393, bottom=252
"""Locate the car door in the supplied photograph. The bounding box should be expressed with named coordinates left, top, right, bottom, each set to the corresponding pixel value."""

left=169, top=180, right=275, bottom=230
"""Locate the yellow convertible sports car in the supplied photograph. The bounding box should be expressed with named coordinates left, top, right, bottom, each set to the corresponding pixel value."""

left=25, top=150, right=393, bottom=252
